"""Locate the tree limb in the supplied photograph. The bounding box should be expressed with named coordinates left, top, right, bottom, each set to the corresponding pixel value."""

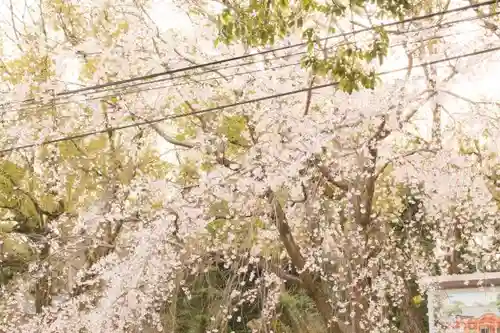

left=173, top=48, right=229, bottom=82
left=315, top=162, right=349, bottom=192
left=128, top=110, right=195, bottom=148
left=358, top=116, right=388, bottom=227
left=266, top=189, right=349, bottom=333
left=374, top=148, right=437, bottom=181
left=303, top=75, right=315, bottom=116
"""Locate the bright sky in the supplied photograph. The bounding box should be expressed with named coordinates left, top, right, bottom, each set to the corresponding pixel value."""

left=0, top=0, right=499, bottom=155
left=146, top=0, right=500, bottom=157
left=149, top=0, right=193, bottom=31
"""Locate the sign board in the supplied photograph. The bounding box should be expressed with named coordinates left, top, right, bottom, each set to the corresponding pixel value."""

left=423, top=272, right=500, bottom=333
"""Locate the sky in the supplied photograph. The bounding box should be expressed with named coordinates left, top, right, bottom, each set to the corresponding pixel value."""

left=438, top=287, right=500, bottom=321
left=0, top=0, right=499, bottom=155
left=444, top=288, right=499, bottom=307
left=143, top=0, right=500, bottom=169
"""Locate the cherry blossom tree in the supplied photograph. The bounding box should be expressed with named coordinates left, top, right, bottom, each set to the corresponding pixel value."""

left=0, top=0, right=500, bottom=332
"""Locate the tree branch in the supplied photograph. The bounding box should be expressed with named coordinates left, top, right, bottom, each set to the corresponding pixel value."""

left=173, top=48, right=229, bottom=82
left=358, top=116, right=388, bottom=227
left=128, top=110, right=195, bottom=148
left=374, top=148, right=437, bottom=181
left=303, top=75, right=315, bottom=116
left=316, top=162, right=349, bottom=192
left=266, top=189, right=348, bottom=333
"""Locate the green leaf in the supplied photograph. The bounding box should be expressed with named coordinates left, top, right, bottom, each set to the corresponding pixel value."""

left=221, top=9, right=232, bottom=24
left=206, top=218, right=227, bottom=235
left=279, top=0, right=289, bottom=8
left=253, top=217, right=265, bottom=229
left=1, top=232, right=34, bottom=259
left=217, top=115, right=248, bottom=147
left=0, top=161, right=26, bottom=183
left=307, top=41, right=314, bottom=53
left=412, top=295, right=423, bottom=307
left=208, top=200, right=230, bottom=218
left=0, top=220, right=17, bottom=232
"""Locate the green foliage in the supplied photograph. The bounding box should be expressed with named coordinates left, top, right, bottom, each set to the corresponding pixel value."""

left=1, top=233, right=33, bottom=258
left=0, top=231, right=35, bottom=284
left=1, top=53, right=55, bottom=87
left=279, top=291, right=316, bottom=313
left=0, top=130, right=169, bottom=286
left=0, top=265, right=22, bottom=284
left=206, top=218, right=227, bottom=235
left=171, top=265, right=263, bottom=333
left=412, top=294, right=423, bottom=307
left=209, top=200, right=230, bottom=218
left=0, top=161, right=43, bottom=225
left=0, top=160, right=26, bottom=186
left=300, top=26, right=387, bottom=92
left=214, top=0, right=409, bottom=93
left=178, top=160, right=200, bottom=185
left=166, top=257, right=327, bottom=333
left=173, top=103, right=199, bottom=142
left=80, top=58, right=100, bottom=80
left=0, top=220, right=17, bottom=232
left=278, top=291, right=324, bottom=333
left=217, top=115, right=248, bottom=147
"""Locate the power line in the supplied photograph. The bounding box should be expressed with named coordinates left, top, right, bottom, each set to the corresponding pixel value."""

left=5, top=17, right=493, bottom=115
left=45, top=12, right=496, bottom=100
left=2, top=10, right=496, bottom=118
left=1, top=45, right=498, bottom=155
left=3, top=0, right=497, bottom=108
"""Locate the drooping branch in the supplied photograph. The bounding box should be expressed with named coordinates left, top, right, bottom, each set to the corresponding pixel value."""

left=422, top=61, right=442, bottom=148
left=358, top=115, right=389, bottom=227
left=128, top=110, right=196, bottom=148
left=315, top=160, right=349, bottom=192
left=374, top=148, right=436, bottom=181
left=303, top=75, right=315, bottom=116
left=467, top=0, right=500, bottom=37
left=266, top=189, right=349, bottom=333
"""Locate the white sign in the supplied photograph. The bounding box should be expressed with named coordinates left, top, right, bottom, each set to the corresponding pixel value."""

left=423, top=272, right=500, bottom=333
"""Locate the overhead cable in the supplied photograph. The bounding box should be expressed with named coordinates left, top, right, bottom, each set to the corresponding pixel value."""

left=2, top=0, right=497, bottom=109
left=6, top=21, right=493, bottom=115
left=0, top=45, right=498, bottom=154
